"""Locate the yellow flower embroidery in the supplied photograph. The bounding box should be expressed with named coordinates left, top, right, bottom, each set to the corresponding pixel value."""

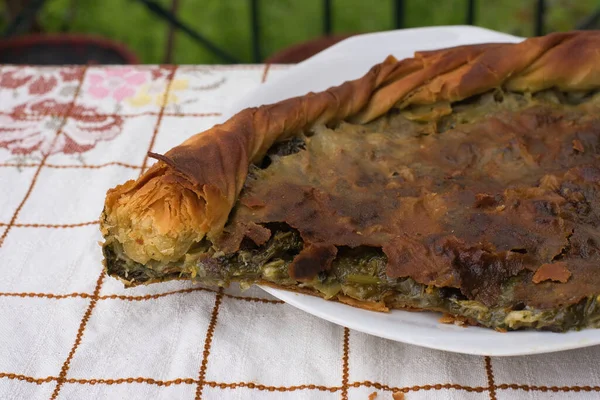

left=128, top=79, right=189, bottom=108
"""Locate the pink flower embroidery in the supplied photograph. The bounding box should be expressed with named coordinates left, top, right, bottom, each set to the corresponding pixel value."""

left=0, top=100, right=123, bottom=155
left=87, top=67, right=148, bottom=102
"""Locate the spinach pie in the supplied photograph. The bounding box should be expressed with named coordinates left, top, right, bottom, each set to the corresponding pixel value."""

left=101, top=31, right=600, bottom=332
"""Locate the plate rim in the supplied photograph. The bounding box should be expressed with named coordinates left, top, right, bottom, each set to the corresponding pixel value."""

left=226, top=26, right=600, bottom=356
left=260, top=285, right=600, bottom=356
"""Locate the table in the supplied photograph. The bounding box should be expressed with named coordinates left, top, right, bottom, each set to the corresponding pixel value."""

left=0, top=64, right=599, bottom=400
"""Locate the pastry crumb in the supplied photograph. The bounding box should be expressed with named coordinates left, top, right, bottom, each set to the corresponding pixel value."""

left=392, top=392, right=405, bottom=400
left=338, top=294, right=389, bottom=312
left=532, top=262, right=571, bottom=284
left=368, top=391, right=378, bottom=400
left=439, top=313, right=470, bottom=327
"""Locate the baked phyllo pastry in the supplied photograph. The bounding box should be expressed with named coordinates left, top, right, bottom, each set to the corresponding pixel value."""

left=101, top=31, right=600, bottom=332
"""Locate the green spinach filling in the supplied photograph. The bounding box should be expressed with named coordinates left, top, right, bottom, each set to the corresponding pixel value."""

left=104, top=228, right=600, bottom=332
left=103, top=88, right=600, bottom=332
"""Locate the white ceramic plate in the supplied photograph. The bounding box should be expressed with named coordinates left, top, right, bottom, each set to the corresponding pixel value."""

left=227, top=26, right=600, bottom=356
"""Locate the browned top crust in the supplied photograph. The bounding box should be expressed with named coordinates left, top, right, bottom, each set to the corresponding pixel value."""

left=102, top=31, right=600, bottom=309
left=223, top=101, right=600, bottom=308
left=533, top=262, right=572, bottom=284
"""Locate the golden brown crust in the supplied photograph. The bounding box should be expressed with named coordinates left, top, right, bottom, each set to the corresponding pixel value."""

left=102, top=31, right=600, bottom=298
left=225, top=97, right=600, bottom=308
left=101, top=56, right=400, bottom=262
left=532, top=262, right=572, bottom=284
left=149, top=55, right=400, bottom=241
left=104, top=32, right=600, bottom=254
left=106, top=270, right=398, bottom=314
left=258, top=281, right=391, bottom=313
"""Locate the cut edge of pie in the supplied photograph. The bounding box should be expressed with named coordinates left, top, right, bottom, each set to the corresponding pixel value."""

left=100, top=31, right=600, bottom=332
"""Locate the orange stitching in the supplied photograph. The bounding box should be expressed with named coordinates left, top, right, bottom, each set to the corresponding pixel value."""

left=0, top=372, right=346, bottom=391
left=0, top=164, right=44, bottom=248
left=46, top=162, right=142, bottom=170
left=0, top=163, right=38, bottom=168
left=0, top=372, right=487, bottom=392
left=97, top=288, right=215, bottom=301
left=51, top=77, right=175, bottom=394
left=224, top=292, right=284, bottom=304
left=497, top=384, right=600, bottom=392
left=0, top=374, right=199, bottom=386
left=64, top=377, right=199, bottom=385
left=195, top=289, right=224, bottom=399
left=3, top=370, right=598, bottom=394
left=0, top=292, right=91, bottom=300
left=0, top=162, right=141, bottom=170
left=0, top=111, right=222, bottom=119
left=140, top=66, right=178, bottom=174
left=204, top=381, right=340, bottom=392
left=84, top=111, right=221, bottom=118
left=341, top=327, right=350, bottom=399
left=0, top=111, right=60, bottom=118
left=185, top=65, right=266, bottom=71
left=0, top=372, right=56, bottom=385
left=261, top=64, right=271, bottom=83
left=99, top=286, right=283, bottom=304
left=190, top=78, right=227, bottom=91
left=0, top=287, right=283, bottom=304
left=484, top=356, right=497, bottom=400
left=50, top=272, right=106, bottom=399
left=0, top=221, right=99, bottom=228
left=162, top=112, right=222, bottom=117
left=179, top=64, right=289, bottom=72
left=353, top=381, right=488, bottom=393
left=0, top=67, right=89, bottom=250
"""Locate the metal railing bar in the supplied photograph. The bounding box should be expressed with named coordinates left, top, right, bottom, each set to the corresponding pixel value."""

left=394, top=0, right=405, bottom=29
left=535, top=0, right=546, bottom=36
left=323, top=0, right=332, bottom=35
left=576, top=7, right=600, bottom=30
left=134, top=0, right=239, bottom=63
left=250, top=0, right=261, bottom=62
left=466, top=0, right=475, bottom=25
left=163, top=0, right=180, bottom=63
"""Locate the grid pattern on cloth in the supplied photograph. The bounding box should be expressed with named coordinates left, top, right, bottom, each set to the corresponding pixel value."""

left=0, top=64, right=599, bottom=400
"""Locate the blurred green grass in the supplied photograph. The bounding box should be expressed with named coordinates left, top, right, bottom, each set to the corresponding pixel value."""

left=5, top=0, right=599, bottom=64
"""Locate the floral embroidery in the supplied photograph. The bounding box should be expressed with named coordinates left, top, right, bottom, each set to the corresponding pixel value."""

left=0, top=66, right=223, bottom=163
left=128, top=78, right=189, bottom=107
left=0, top=70, right=32, bottom=90
left=0, top=100, right=123, bottom=155
left=28, top=75, right=58, bottom=95
left=0, top=67, right=83, bottom=96
left=60, top=69, right=84, bottom=83
left=87, top=67, right=148, bottom=102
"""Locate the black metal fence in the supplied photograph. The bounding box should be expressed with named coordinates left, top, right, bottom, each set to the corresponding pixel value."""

left=5, top=0, right=600, bottom=64
left=133, top=0, right=595, bottom=63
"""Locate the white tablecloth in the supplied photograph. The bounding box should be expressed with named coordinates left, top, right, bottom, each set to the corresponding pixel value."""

left=0, top=64, right=599, bottom=400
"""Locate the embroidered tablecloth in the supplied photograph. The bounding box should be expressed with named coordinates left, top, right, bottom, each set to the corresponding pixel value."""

left=0, top=64, right=599, bottom=400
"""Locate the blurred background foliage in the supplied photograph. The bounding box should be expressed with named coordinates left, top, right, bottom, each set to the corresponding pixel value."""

left=1, top=0, right=598, bottom=64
